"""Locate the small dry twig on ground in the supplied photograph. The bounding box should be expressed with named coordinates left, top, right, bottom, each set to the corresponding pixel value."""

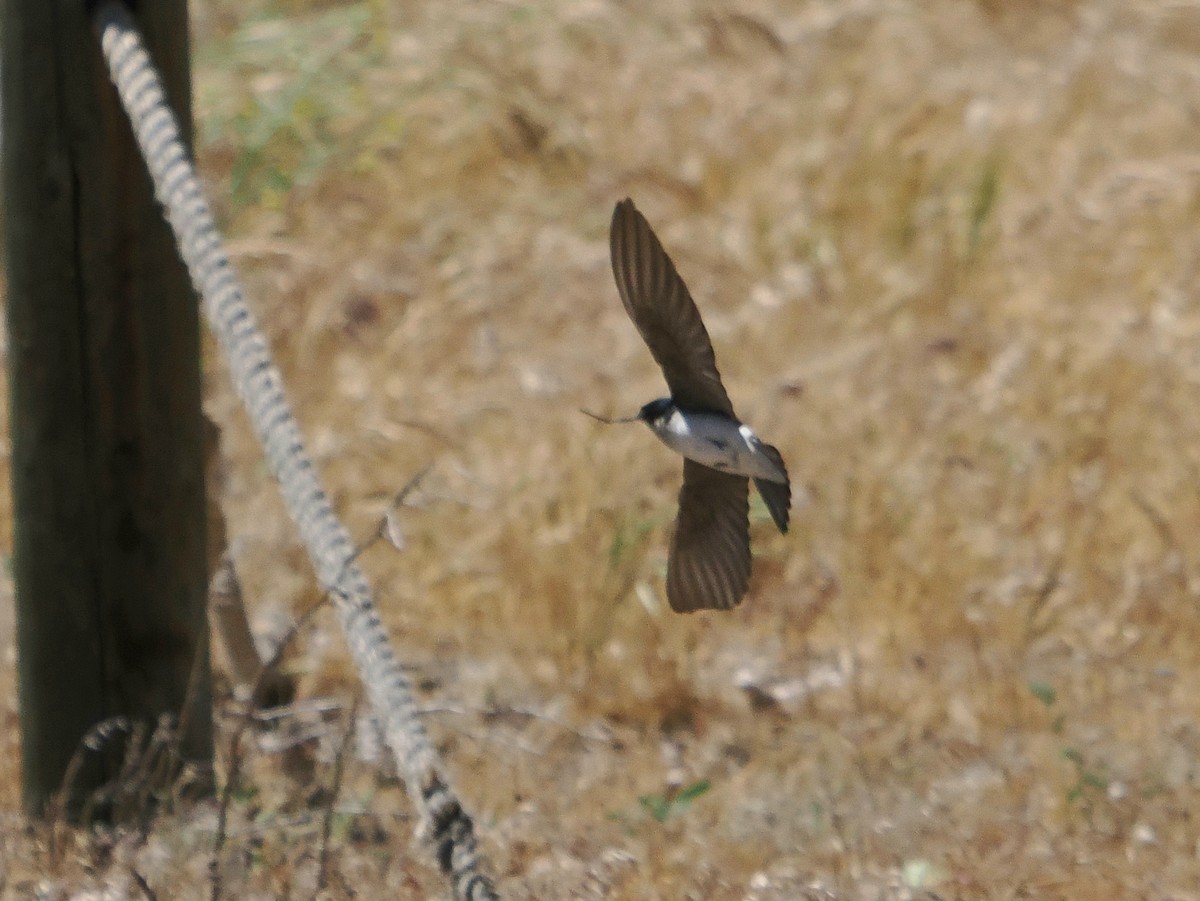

left=316, top=690, right=362, bottom=893
left=131, top=867, right=158, bottom=901
left=351, top=462, right=434, bottom=564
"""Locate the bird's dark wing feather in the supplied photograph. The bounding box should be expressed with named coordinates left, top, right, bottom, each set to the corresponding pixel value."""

left=667, top=460, right=750, bottom=612
left=753, top=441, right=791, bottom=533
left=610, top=198, right=734, bottom=416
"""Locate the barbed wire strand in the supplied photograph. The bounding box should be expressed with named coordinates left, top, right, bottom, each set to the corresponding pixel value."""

left=92, top=4, right=498, bottom=898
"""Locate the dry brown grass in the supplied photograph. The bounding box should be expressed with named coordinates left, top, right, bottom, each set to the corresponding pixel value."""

left=7, top=0, right=1200, bottom=896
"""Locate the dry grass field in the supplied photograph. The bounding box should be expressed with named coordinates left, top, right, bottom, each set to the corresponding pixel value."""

left=7, top=0, right=1200, bottom=896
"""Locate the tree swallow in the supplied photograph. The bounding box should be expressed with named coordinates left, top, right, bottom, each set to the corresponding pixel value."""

left=586, top=198, right=790, bottom=613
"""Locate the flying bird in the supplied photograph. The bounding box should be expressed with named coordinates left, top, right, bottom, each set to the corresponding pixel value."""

left=587, top=198, right=790, bottom=612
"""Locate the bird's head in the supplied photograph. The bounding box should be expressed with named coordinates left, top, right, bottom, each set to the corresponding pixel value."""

left=636, top=397, right=674, bottom=426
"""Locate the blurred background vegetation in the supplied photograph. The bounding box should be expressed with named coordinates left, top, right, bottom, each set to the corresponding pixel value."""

left=5, top=0, right=1200, bottom=896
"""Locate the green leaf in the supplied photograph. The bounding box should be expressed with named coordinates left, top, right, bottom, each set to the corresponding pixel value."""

left=637, top=780, right=712, bottom=823
left=967, top=155, right=1001, bottom=256
left=1029, top=680, right=1056, bottom=707
left=637, top=794, right=671, bottom=823
left=673, top=779, right=712, bottom=806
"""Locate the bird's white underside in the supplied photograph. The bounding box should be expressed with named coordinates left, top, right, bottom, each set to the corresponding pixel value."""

left=650, top=409, right=788, bottom=483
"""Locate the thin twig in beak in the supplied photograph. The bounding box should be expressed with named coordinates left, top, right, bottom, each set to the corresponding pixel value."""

left=580, top=409, right=639, bottom=424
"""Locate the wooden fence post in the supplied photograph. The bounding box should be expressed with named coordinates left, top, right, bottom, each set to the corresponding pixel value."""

left=2, top=0, right=211, bottom=815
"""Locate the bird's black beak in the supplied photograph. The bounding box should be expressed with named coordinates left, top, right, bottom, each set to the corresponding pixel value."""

left=580, top=408, right=641, bottom=424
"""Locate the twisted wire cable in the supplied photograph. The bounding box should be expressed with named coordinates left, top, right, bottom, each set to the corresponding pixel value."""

left=92, top=4, right=497, bottom=897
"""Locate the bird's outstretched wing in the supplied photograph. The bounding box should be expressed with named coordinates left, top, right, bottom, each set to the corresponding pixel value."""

left=667, top=460, right=750, bottom=611
left=610, top=198, right=734, bottom=416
